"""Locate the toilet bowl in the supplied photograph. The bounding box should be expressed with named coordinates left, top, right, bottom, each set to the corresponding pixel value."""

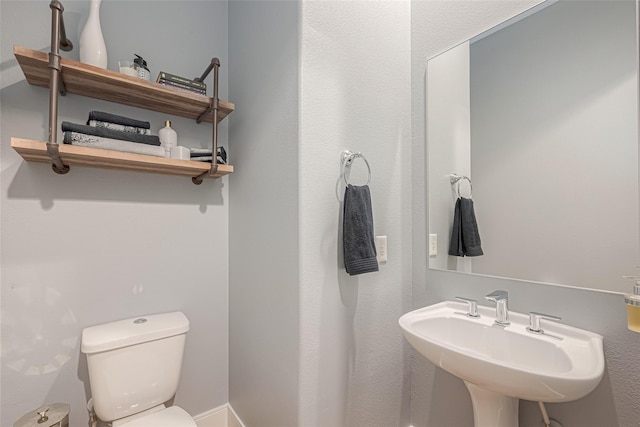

left=81, top=312, right=196, bottom=426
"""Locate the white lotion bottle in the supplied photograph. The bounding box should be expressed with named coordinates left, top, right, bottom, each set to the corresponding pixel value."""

left=159, top=120, right=177, bottom=158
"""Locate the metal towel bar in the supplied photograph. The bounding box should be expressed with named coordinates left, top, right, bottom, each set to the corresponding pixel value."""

left=341, top=150, right=371, bottom=186
left=450, top=173, right=472, bottom=198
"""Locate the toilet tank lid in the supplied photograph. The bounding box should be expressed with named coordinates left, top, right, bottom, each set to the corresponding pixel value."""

left=81, top=312, right=190, bottom=354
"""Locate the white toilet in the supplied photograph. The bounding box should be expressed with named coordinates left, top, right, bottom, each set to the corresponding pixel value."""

left=81, top=312, right=196, bottom=426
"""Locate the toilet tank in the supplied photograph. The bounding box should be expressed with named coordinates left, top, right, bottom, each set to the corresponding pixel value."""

left=81, top=312, right=190, bottom=422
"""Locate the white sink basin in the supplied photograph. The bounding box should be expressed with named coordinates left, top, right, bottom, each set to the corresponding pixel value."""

left=399, top=300, right=604, bottom=426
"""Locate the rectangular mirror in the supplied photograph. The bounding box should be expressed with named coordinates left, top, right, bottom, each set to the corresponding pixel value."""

left=427, top=0, right=638, bottom=292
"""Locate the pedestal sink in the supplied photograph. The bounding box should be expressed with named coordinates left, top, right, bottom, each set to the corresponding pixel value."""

left=399, top=301, right=604, bottom=427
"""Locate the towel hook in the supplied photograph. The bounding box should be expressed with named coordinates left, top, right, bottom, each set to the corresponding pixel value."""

left=341, top=150, right=371, bottom=186
left=450, top=173, right=472, bottom=198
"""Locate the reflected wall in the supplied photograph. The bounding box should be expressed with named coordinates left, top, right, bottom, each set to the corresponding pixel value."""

left=428, top=0, right=638, bottom=292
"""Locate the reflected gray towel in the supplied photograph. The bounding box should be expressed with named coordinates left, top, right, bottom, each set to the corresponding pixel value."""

left=343, top=184, right=379, bottom=275
left=62, top=122, right=160, bottom=146
left=448, top=197, right=483, bottom=257
left=448, top=198, right=464, bottom=257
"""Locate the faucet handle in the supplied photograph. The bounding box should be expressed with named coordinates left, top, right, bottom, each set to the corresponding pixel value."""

left=527, top=312, right=561, bottom=334
left=455, top=296, right=480, bottom=318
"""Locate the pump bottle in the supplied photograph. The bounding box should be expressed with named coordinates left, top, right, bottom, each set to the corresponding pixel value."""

left=159, top=120, right=177, bottom=158
left=623, top=275, right=640, bottom=332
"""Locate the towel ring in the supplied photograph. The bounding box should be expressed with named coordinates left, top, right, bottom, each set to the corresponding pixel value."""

left=450, top=173, right=472, bottom=198
left=342, top=150, right=371, bottom=186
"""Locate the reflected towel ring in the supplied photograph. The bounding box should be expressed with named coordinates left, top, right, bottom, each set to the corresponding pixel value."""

left=341, top=150, right=371, bottom=186
left=450, top=173, right=472, bottom=198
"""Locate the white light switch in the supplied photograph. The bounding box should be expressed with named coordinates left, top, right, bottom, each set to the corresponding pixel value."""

left=375, top=236, right=388, bottom=263
left=429, top=234, right=438, bottom=257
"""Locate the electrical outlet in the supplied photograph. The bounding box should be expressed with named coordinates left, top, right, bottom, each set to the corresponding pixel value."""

left=375, top=236, right=388, bottom=263
left=429, top=234, right=438, bottom=257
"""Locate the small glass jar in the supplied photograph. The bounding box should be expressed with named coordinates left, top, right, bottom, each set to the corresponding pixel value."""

left=134, top=54, right=150, bottom=81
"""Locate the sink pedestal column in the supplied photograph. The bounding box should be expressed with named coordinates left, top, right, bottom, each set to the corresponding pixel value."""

left=465, top=381, right=519, bottom=427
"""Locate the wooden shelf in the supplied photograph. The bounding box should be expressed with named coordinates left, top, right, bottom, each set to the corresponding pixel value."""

left=14, top=45, right=234, bottom=124
left=12, top=45, right=234, bottom=182
left=11, top=138, right=233, bottom=179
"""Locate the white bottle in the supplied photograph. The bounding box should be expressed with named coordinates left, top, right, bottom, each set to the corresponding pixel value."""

left=159, top=120, right=177, bottom=158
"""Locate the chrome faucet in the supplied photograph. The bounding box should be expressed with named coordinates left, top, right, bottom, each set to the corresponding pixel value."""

left=485, top=290, right=510, bottom=326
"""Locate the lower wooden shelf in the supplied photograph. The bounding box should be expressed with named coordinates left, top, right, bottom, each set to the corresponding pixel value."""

left=11, top=138, right=233, bottom=179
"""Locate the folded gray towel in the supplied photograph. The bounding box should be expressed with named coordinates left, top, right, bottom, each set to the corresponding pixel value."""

left=88, top=119, right=151, bottom=135
left=63, top=131, right=166, bottom=157
left=62, top=122, right=160, bottom=146
left=87, top=111, right=151, bottom=129
left=449, top=197, right=483, bottom=257
left=343, top=184, right=379, bottom=275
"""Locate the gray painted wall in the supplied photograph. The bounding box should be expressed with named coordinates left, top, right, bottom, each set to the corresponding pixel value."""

left=228, top=1, right=300, bottom=426
left=298, top=2, right=412, bottom=426
left=0, top=1, right=230, bottom=425
left=229, top=2, right=413, bottom=426
left=412, top=1, right=640, bottom=426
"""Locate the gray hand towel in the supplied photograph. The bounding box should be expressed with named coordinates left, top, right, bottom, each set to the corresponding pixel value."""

left=343, top=184, right=379, bottom=275
left=448, top=197, right=483, bottom=257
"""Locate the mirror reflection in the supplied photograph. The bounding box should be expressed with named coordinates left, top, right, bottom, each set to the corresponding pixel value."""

left=427, top=0, right=638, bottom=292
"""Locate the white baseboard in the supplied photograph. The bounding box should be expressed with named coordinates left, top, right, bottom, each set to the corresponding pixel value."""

left=193, top=404, right=245, bottom=427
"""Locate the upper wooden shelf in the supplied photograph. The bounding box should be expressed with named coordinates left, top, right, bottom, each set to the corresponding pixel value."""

left=13, top=45, right=234, bottom=124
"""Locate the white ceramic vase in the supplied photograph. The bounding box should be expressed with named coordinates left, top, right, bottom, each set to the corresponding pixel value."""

left=79, top=0, right=107, bottom=68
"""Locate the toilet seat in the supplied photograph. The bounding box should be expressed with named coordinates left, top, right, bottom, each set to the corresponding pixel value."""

left=117, top=406, right=197, bottom=427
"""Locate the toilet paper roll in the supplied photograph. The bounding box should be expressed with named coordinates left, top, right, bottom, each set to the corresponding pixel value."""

left=170, top=146, right=190, bottom=160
